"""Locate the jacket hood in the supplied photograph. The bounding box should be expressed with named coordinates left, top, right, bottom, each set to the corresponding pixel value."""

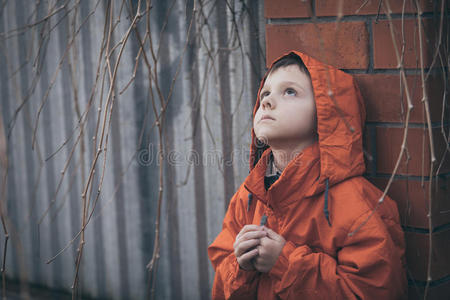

left=249, top=50, right=366, bottom=197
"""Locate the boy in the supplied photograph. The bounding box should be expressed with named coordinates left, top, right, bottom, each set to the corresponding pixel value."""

left=208, top=51, right=407, bottom=299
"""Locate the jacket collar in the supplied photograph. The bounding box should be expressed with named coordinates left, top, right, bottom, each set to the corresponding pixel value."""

left=244, top=140, right=321, bottom=211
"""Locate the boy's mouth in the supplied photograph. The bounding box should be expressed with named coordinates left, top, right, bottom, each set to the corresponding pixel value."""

left=260, top=115, right=275, bottom=122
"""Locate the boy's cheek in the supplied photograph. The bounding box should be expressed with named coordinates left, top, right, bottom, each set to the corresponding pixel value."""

left=253, top=123, right=262, bottom=137
left=252, top=116, right=258, bottom=132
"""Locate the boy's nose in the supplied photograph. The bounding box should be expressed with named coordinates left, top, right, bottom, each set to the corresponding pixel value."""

left=260, top=95, right=274, bottom=109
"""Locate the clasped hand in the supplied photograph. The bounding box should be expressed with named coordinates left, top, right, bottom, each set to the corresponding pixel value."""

left=233, top=224, right=286, bottom=273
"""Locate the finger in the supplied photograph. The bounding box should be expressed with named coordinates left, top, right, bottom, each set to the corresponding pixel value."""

left=238, top=248, right=259, bottom=264
left=263, top=227, right=282, bottom=241
left=253, top=253, right=263, bottom=266
left=235, top=238, right=260, bottom=257
left=253, top=260, right=269, bottom=273
left=237, top=230, right=267, bottom=244
left=256, top=244, right=266, bottom=257
left=236, top=225, right=264, bottom=241
left=258, top=236, right=269, bottom=247
left=239, top=224, right=263, bottom=236
left=252, top=250, right=266, bottom=270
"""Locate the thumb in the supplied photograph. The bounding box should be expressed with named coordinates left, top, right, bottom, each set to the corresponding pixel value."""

left=263, top=227, right=282, bottom=241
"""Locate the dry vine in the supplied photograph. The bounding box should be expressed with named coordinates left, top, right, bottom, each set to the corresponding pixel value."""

left=0, top=0, right=447, bottom=299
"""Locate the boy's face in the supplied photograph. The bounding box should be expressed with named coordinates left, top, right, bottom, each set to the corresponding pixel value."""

left=254, top=65, right=317, bottom=147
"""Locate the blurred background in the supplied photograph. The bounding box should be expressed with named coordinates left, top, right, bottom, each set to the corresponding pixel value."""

left=0, top=0, right=448, bottom=299
left=0, top=0, right=265, bottom=299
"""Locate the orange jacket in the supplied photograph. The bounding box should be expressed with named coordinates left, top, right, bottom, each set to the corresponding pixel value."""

left=208, top=50, right=407, bottom=300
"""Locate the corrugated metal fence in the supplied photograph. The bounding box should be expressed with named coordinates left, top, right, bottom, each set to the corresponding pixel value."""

left=0, top=0, right=266, bottom=299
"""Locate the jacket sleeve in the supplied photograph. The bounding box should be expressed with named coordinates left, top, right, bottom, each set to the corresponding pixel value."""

left=267, top=209, right=407, bottom=300
left=208, top=189, right=260, bottom=300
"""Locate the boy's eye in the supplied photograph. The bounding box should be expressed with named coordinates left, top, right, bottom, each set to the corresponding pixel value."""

left=284, top=88, right=296, bottom=96
left=261, top=91, right=270, bottom=99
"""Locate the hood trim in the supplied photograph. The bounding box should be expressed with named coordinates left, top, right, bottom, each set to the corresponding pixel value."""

left=249, top=50, right=366, bottom=194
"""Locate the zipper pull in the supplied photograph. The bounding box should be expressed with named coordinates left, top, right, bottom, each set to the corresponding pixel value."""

left=260, top=214, right=267, bottom=226
left=247, top=193, right=253, bottom=212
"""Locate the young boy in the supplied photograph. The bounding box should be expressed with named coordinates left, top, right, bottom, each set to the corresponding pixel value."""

left=208, top=50, right=407, bottom=299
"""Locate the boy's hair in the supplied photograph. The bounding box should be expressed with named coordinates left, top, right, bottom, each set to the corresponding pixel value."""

left=267, top=52, right=311, bottom=79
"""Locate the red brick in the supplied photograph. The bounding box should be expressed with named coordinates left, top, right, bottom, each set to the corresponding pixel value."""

left=369, top=177, right=450, bottom=229
left=408, top=279, right=450, bottom=300
left=373, top=18, right=438, bottom=69
left=355, top=73, right=445, bottom=123
left=265, top=0, right=312, bottom=18
left=316, top=0, right=435, bottom=17
left=405, top=229, right=450, bottom=282
left=364, top=126, right=449, bottom=176
left=266, top=22, right=368, bottom=69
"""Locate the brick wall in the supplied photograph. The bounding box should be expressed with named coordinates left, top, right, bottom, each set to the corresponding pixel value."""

left=264, top=1, right=449, bottom=299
